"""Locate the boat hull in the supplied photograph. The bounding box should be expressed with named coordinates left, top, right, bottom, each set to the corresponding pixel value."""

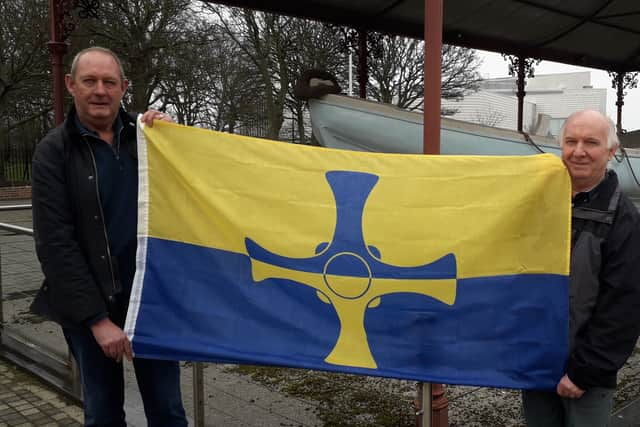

left=309, top=95, right=640, bottom=201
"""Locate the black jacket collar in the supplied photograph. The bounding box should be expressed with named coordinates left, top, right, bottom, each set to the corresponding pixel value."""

left=63, top=105, right=136, bottom=143
left=573, top=170, right=619, bottom=211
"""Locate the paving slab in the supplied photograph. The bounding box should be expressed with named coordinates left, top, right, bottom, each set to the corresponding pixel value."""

left=0, top=358, right=82, bottom=426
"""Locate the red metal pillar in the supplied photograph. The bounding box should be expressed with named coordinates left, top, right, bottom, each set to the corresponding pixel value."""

left=616, top=72, right=624, bottom=134
left=431, top=383, right=447, bottom=426
left=418, top=1, right=447, bottom=425
left=358, top=29, right=368, bottom=99
left=48, top=0, right=68, bottom=125
left=516, top=55, right=525, bottom=133
left=423, top=0, right=442, bottom=155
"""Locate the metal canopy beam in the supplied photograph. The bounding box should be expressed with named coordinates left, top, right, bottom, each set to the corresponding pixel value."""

left=206, top=0, right=640, bottom=72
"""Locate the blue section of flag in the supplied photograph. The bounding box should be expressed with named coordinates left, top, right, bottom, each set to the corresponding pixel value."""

left=130, top=238, right=568, bottom=390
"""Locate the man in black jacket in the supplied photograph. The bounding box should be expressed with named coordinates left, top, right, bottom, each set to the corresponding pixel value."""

left=31, top=46, right=187, bottom=427
left=522, top=110, right=640, bottom=427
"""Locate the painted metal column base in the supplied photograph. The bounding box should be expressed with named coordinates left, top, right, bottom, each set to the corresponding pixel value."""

left=431, top=383, right=448, bottom=427
left=415, top=382, right=448, bottom=427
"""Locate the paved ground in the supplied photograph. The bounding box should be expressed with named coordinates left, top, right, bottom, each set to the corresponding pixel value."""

left=0, top=201, right=322, bottom=427
left=0, top=345, right=637, bottom=427
left=0, top=358, right=82, bottom=426
left=1, top=201, right=639, bottom=426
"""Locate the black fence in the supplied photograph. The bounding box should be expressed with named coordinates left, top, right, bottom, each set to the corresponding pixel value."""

left=235, top=98, right=270, bottom=139
left=0, top=111, right=51, bottom=187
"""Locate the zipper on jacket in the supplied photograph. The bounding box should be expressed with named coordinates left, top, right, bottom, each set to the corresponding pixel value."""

left=114, top=121, right=127, bottom=160
left=82, top=136, right=118, bottom=300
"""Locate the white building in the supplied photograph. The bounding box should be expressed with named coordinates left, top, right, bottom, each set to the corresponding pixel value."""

left=442, top=72, right=606, bottom=137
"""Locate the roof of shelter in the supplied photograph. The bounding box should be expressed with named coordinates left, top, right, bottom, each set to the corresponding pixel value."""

left=209, top=0, right=640, bottom=72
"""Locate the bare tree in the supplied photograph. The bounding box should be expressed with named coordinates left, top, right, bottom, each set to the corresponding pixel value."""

left=154, top=19, right=257, bottom=129
left=285, top=20, right=347, bottom=144
left=441, top=45, right=482, bottom=101
left=205, top=33, right=264, bottom=133
left=69, top=0, right=196, bottom=112
left=368, top=37, right=481, bottom=111
left=0, top=0, right=51, bottom=185
left=368, top=36, right=423, bottom=109
left=0, top=0, right=50, bottom=119
left=157, top=40, right=216, bottom=126
left=209, top=6, right=295, bottom=140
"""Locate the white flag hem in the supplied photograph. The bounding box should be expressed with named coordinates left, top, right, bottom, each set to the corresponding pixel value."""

left=124, top=116, right=151, bottom=348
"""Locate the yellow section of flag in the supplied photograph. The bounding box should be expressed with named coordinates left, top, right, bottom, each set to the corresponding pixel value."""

left=141, top=121, right=571, bottom=279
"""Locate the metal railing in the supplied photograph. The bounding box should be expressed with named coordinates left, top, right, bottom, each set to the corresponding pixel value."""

left=0, top=204, right=82, bottom=401
left=0, top=204, right=206, bottom=426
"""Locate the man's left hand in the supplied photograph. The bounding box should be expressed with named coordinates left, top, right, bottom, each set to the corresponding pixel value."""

left=556, top=374, right=585, bottom=399
left=140, top=110, right=173, bottom=127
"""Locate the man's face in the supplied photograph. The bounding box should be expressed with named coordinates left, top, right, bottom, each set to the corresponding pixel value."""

left=65, top=51, right=128, bottom=131
left=561, top=111, right=616, bottom=192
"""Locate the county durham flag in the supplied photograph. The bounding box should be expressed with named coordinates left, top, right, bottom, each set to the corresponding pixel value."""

left=125, top=119, right=571, bottom=390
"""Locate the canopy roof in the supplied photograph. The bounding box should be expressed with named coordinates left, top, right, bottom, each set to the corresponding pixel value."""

left=211, top=0, right=640, bottom=72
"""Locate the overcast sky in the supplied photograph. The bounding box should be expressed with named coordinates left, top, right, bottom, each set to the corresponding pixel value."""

left=476, top=50, right=640, bottom=132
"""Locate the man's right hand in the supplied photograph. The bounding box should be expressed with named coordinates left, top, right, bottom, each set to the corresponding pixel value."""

left=90, top=318, right=133, bottom=363
left=556, top=374, right=585, bottom=399
left=140, top=110, right=173, bottom=127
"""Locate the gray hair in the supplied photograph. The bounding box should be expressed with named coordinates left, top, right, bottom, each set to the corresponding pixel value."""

left=69, top=46, right=126, bottom=81
left=558, top=110, right=619, bottom=149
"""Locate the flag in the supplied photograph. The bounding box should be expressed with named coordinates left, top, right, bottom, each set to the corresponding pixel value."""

left=125, top=118, right=571, bottom=390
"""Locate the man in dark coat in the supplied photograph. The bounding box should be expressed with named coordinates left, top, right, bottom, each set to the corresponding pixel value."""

left=31, top=46, right=187, bottom=427
left=522, top=110, right=640, bottom=427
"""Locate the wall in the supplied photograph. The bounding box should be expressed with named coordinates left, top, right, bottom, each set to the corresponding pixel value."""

left=0, top=186, right=32, bottom=201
